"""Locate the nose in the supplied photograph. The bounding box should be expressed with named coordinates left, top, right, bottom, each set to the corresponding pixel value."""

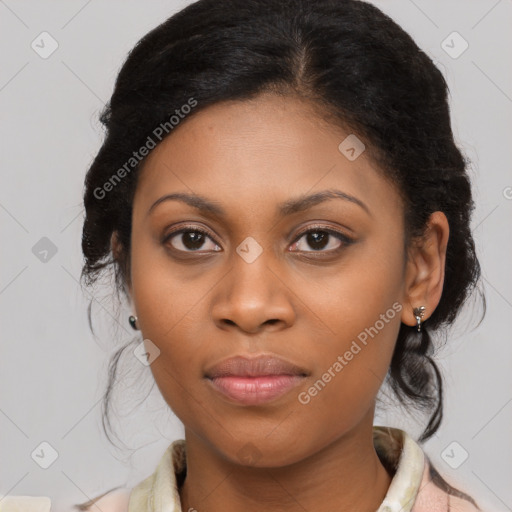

left=210, top=253, right=296, bottom=334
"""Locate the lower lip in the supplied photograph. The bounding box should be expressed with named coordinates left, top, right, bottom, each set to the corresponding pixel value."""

left=206, top=375, right=305, bottom=405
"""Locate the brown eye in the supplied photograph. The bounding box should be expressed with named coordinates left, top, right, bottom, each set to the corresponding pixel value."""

left=290, top=226, right=354, bottom=253
left=163, top=227, right=221, bottom=252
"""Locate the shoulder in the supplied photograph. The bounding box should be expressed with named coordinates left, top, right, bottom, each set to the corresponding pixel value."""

left=448, top=494, right=482, bottom=511
left=413, top=457, right=483, bottom=512
left=73, top=487, right=132, bottom=512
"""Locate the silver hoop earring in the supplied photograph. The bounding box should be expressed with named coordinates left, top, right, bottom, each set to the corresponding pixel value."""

left=413, top=306, right=426, bottom=332
left=129, top=315, right=139, bottom=330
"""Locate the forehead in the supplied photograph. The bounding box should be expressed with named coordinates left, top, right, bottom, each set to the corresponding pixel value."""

left=133, top=93, right=402, bottom=221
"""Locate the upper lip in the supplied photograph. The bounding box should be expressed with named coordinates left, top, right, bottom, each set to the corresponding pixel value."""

left=204, top=354, right=309, bottom=378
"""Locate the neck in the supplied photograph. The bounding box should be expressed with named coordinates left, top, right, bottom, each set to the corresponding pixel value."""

left=179, top=416, right=392, bottom=512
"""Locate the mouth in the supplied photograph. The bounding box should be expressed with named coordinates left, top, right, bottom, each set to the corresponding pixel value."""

left=204, top=354, right=308, bottom=406
left=206, top=375, right=306, bottom=405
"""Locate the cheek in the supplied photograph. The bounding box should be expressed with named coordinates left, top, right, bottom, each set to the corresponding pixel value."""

left=294, top=301, right=402, bottom=446
left=129, top=230, right=218, bottom=417
left=297, top=231, right=405, bottom=419
left=130, top=226, right=203, bottom=335
left=310, top=222, right=404, bottom=343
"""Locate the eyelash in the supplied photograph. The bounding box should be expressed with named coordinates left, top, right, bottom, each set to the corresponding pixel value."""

left=162, top=223, right=355, bottom=256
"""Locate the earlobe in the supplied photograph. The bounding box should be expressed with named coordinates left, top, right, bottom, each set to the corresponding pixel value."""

left=401, top=211, right=450, bottom=329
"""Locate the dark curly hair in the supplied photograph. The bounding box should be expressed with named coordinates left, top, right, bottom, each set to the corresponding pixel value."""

left=78, top=0, right=485, bottom=505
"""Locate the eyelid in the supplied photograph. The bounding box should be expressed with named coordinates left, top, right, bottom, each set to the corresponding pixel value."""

left=162, top=224, right=220, bottom=246
left=288, top=224, right=355, bottom=255
left=292, top=223, right=354, bottom=244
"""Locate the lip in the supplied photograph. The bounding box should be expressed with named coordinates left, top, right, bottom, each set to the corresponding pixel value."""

left=204, top=354, right=309, bottom=406
left=205, top=354, right=309, bottom=378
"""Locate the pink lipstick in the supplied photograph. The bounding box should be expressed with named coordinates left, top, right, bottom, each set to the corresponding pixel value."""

left=204, top=354, right=308, bottom=406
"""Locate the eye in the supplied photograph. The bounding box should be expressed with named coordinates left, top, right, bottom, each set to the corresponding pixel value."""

left=163, top=224, right=354, bottom=255
left=289, top=225, right=354, bottom=253
left=163, top=226, right=221, bottom=253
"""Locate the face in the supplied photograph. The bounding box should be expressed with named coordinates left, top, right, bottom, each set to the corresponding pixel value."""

left=128, top=92, right=409, bottom=467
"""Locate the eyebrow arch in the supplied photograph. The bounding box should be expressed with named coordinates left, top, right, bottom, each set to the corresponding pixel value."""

left=147, top=188, right=370, bottom=218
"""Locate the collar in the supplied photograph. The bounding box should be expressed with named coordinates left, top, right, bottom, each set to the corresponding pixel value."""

left=128, top=426, right=425, bottom=512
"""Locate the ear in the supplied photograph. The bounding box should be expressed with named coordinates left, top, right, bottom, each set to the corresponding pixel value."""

left=111, top=231, right=134, bottom=299
left=401, top=211, right=450, bottom=328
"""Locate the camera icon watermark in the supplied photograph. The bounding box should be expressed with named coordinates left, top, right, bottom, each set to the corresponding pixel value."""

left=31, top=441, right=59, bottom=469
left=32, top=236, right=58, bottom=263
left=338, top=134, right=365, bottom=161
left=134, top=339, right=161, bottom=366
left=441, top=31, right=469, bottom=59
left=237, top=442, right=263, bottom=464
left=31, top=31, right=59, bottom=59
left=441, top=441, right=469, bottom=469
left=236, top=236, right=263, bottom=264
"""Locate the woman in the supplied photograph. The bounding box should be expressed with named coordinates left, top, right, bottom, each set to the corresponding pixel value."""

left=76, top=0, right=486, bottom=510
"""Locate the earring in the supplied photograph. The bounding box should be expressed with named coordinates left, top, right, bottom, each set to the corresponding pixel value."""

left=129, top=315, right=139, bottom=330
left=413, top=306, right=426, bottom=332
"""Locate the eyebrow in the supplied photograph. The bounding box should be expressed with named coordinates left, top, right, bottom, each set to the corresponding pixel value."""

left=147, top=188, right=370, bottom=218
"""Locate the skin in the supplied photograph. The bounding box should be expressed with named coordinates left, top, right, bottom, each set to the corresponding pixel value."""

left=116, top=92, right=449, bottom=511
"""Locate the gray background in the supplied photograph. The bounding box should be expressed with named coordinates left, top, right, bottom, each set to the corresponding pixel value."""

left=1, top=1, right=511, bottom=511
